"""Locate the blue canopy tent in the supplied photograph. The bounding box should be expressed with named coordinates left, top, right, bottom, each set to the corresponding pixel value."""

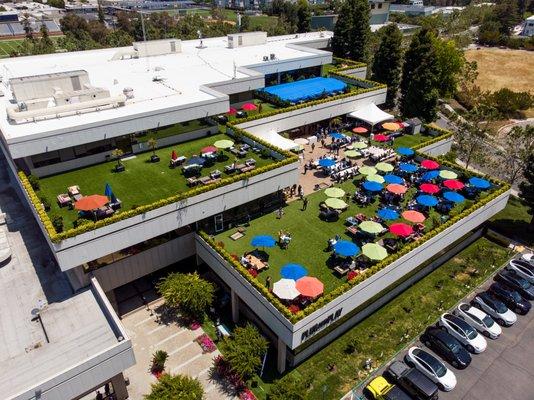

left=318, top=158, right=336, bottom=168
left=280, top=263, right=308, bottom=280
left=443, top=191, right=465, bottom=203
left=396, top=147, right=415, bottom=156
left=185, top=156, right=206, bottom=166
left=378, top=208, right=399, bottom=220
left=416, top=195, right=439, bottom=207
left=363, top=181, right=383, bottom=192
left=329, top=132, right=345, bottom=140
left=333, top=240, right=360, bottom=257
left=104, top=183, right=117, bottom=204
left=399, top=163, right=418, bottom=173
left=469, top=177, right=491, bottom=189
left=421, top=170, right=439, bottom=181
left=250, top=235, right=276, bottom=248
left=383, top=174, right=404, bottom=185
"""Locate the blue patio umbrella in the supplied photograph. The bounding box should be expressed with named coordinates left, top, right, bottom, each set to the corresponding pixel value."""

left=333, top=240, right=360, bottom=257
left=378, top=208, right=399, bottom=220
left=362, top=181, right=383, bottom=192
left=250, top=235, right=276, bottom=248
left=443, top=191, right=465, bottom=203
left=399, top=163, right=418, bottom=173
left=280, top=263, right=308, bottom=280
left=318, top=158, right=336, bottom=168
left=329, top=132, right=345, bottom=140
left=185, top=156, right=206, bottom=166
left=104, top=183, right=117, bottom=203
left=469, top=177, right=491, bottom=189
left=416, top=194, right=439, bottom=207
left=383, top=174, right=404, bottom=185
left=421, top=170, right=439, bottom=181
left=396, top=147, right=415, bottom=156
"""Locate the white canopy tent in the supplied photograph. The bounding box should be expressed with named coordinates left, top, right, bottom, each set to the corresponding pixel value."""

left=251, top=129, right=301, bottom=151
left=347, top=103, right=394, bottom=126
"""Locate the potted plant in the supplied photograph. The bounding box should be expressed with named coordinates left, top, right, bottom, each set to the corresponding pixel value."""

left=151, top=350, right=168, bottom=378
left=147, top=137, right=160, bottom=163
left=111, top=148, right=125, bottom=172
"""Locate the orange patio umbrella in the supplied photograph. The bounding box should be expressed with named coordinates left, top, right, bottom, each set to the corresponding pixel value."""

left=74, top=195, right=109, bottom=211
left=296, top=276, right=324, bottom=298
left=382, top=122, right=402, bottom=131
left=352, top=126, right=368, bottom=134
left=402, top=210, right=426, bottom=223
left=386, top=183, right=407, bottom=195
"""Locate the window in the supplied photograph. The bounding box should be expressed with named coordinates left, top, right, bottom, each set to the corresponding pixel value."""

left=378, top=2, right=383, bottom=8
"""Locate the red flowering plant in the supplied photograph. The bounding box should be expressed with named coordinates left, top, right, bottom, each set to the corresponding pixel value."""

left=239, top=388, right=257, bottom=400
left=347, top=270, right=359, bottom=281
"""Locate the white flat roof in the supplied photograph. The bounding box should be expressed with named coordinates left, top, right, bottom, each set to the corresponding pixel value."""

left=0, top=32, right=332, bottom=143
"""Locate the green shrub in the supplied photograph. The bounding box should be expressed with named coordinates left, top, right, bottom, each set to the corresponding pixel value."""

left=225, top=323, right=268, bottom=380
left=39, top=195, right=50, bottom=211
left=28, top=174, right=40, bottom=191
left=145, top=373, right=203, bottom=400
left=51, top=215, right=63, bottom=233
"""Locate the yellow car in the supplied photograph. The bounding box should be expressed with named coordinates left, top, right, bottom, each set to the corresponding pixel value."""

left=365, top=376, right=411, bottom=400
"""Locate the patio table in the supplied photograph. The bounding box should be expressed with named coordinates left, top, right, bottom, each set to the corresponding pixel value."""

left=246, top=255, right=267, bottom=271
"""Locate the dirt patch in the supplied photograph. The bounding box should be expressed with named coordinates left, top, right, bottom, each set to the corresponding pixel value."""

left=465, top=48, right=534, bottom=93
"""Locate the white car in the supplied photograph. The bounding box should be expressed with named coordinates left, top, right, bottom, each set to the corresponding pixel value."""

left=508, top=259, right=534, bottom=283
left=438, top=313, right=487, bottom=353
left=472, top=292, right=517, bottom=327
left=405, top=346, right=457, bottom=391
left=455, top=303, right=501, bottom=339
left=521, top=253, right=533, bottom=265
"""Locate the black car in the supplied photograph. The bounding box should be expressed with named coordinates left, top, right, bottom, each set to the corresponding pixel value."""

left=386, top=361, right=439, bottom=400
left=421, top=327, right=471, bottom=369
left=495, top=270, right=534, bottom=300
left=489, top=282, right=531, bottom=315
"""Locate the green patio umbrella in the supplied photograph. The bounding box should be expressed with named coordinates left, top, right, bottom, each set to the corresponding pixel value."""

left=352, top=142, right=368, bottom=150
left=325, top=198, right=348, bottom=209
left=345, top=150, right=361, bottom=158
left=214, top=139, right=234, bottom=149
left=362, top=243, right=388, bottom=261
left=359, top=221, right=384, bottom=235
left=375, top=162, right=394, bottom=172
left=325, top=187, right=346, bottom=198
left=439, top=170, right=458, bottom=180
left=359, top=166, right=377, bottom=176
left=366, top=174, right=385, bottom=184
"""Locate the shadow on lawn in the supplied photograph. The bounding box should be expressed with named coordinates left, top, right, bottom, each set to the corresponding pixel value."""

left=489, top=218, right=534, bottom=246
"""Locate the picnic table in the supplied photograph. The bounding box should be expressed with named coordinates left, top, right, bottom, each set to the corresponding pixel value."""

left=246, top=254, right=268, bottom=271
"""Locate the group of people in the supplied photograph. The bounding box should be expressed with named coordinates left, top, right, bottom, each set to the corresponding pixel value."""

left=278, top=230, right=292, bottom=249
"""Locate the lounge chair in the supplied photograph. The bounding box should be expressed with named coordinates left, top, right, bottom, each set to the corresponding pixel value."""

left=57, top=193, right=72, bottom=207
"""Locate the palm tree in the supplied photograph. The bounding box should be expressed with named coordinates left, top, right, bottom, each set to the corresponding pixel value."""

left=111, top=148, right=124, bottom=171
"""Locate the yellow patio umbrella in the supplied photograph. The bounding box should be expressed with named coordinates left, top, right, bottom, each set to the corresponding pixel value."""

left=214, top=139, right=234, bottom=149
left=375, top=162, right=394, bottom=173
left=352, top=142, right=368, bottom=150
left=325, top=187, right=346, bottom=198
left=439, top=170, right=458, bottom=180
left=382, top=122, right=402, bottom=131
left=345, top=150, right=361, bottom=158
left=359, top=221, right=384, bottom=235
left=362, top=243, right=389, bottom=260
left=359, top=166, right=377, bottom=176
left=366, top=174, right=385, bottom=184
left=325, top=198, right=348, bottom=209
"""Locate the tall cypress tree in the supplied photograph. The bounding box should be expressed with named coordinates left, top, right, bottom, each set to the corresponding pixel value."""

left=296, top=0, right=311, bottom=33
left=371, top=24, right=403, bottom=108
left=332, top=0, right=371, bottom=61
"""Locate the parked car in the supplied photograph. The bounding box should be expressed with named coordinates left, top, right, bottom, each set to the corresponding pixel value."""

left=455, top=303, right=502, bottom=339
left=420, top=327, right=471, bottom=369
left=472, top=292, right=517, bottom=326
left=405, top=347, right=457, bottom=391
left=488, top=282, right=531, bottom=315
left=386, top=360, right=439, bottom=400
left=437, top=313, right=487, bottom=353
left=365, top=376, right=412, bottom=400
left=521, top=253, right=533, bottom=265
left=508, top=259, right=534, bottom=283
left=495, top=270, right=534, bottom=300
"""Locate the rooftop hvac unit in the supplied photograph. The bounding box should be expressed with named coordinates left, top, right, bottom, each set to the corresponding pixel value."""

left=123, top=87, right=134, bottom=99
left=263, top=56, right=269, bottom=61
left=270, top=53, right=275, bottom=60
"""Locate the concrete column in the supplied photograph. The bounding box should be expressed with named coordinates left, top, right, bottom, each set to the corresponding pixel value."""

left=231, top=289, right=239, bottom=323
left=111, top=373, right=129, bottom=400
left=65, top=266, right=90, bottom=291
left=277, top=336, right=286, bottom=373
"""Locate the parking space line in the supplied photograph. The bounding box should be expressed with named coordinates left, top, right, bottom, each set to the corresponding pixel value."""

left=146, top=324, right=167, bottom=335
left=134, top=315, right=154, bottom=327
left=168, top=340, right=194, bottom=356
left=170, top=353, right=203, bottom=374
left=195, top=367, right=211, bottom=378
left=151, top=329, right=187, bottom=348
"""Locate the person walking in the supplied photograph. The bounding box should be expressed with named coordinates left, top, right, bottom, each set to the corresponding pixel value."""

left=311, top=142, right=315, bottom=153
left=302, top=197, right=309, bottom=211
left=266, top=276, right=272, bottom=291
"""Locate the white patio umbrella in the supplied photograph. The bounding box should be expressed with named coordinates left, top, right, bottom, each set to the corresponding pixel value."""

left=273, top=278, right=300, bottom=300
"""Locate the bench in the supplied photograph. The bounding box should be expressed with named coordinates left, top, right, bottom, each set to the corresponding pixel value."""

left=217, top=323, right=231, bottom=337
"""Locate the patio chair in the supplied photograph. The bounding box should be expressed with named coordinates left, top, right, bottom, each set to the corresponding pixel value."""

left=57, top=193, right=72, bottom=207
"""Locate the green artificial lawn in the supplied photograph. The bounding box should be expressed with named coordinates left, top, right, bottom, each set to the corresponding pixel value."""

left=38, top=133, right=275, bottom=229
left=250, top=237, right=513, bottom=399
left=135, top=119, right=213, bottom=143
left=215, top=177, right=476, bottom=295
left=490, top=195, right=533, bottom=245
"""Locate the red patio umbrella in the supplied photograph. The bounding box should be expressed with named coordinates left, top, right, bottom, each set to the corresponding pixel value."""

left=402, top=210, right=426, bottom=223
left=420, top=183, right=440, bottom=194
left=74, top=195, right=109, bottom=211
left=386, top=183, right=407, bottom=195
left=171, top=150, right=177, bottom=161
left=374, top=134, right=389, bottom=142
left=201, top=145, right=217, bottom=154
left=242, top=103, right=257, bottom=111
left=296, top=277, right=324, bottom=298
left=421, top=159, right=440, bottom=170
left=227, top=107, right=237, bottom=115
left=443, top=179, right=465, bottom=190
left=352, top=126, right=368, bottom=134
left=389, top=223, right=414, bottom=237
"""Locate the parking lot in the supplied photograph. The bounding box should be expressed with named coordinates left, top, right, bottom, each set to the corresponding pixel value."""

left=356, top=254, right=534, bottom=400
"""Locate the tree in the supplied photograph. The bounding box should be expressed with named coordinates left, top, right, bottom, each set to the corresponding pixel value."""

left=225, top=323, right=268, bottom=380
left=432, top=37, right=464, bottom=99
left=145, top=374, right=203, bottom=400
left=87, top=20, right=108, bottom=45
left=493, top=0, right=520, bottom=36
left=371, top=24, right=403, bottom=108
left=60, top=13, right=89, bottom=38
left=157, top=272, right=215, bottom=317
left=106, top=29, right=134, bottom=47
left=240, top=14, right=250, bottom=32
left=296, top=0, right=311, bottom=33
left=269, top=375, right=306, bottom=400
left=22, top=16, right=33, bottom=40
left=477, top=18, right=502, bottom=45
left=111, top=148, right=124, bottom=169
left=519, top=153, right=534, bottom=227
left=331, top=0, right=371, bottom=61
left=116, top=11, right=133, bottom=35
left=497, top=125, right=534, bottom=185
left=97, top=1, right=105, bottom=24
left=484, top=88, right=534, bottom=118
